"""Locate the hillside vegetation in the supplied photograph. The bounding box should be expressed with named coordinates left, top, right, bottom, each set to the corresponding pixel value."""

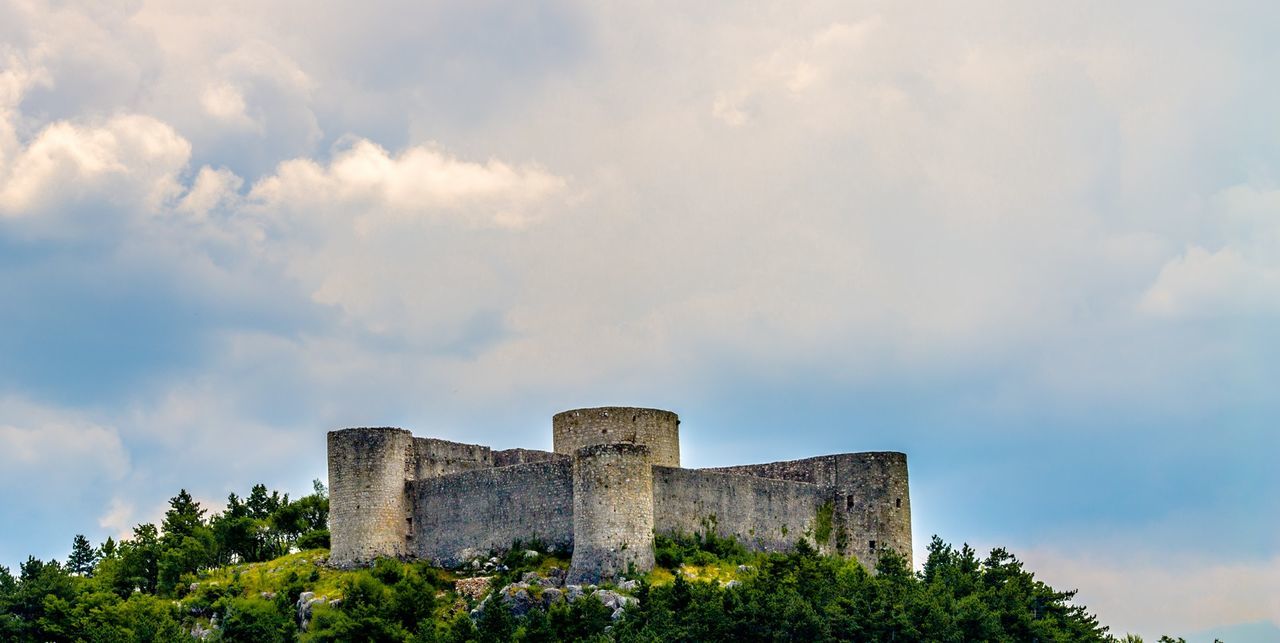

left=1, top=484, right=1189, bottom=642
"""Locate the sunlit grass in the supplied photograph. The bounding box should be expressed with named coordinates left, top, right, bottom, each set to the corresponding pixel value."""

left=189, top=549, right=352, bottom=601
left=644, top=560, right=747, bottom=588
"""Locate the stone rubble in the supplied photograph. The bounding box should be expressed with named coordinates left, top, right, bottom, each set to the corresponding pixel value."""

left=454, top=576, right=494, bottom=601
left=189, top=621, right=214, bottom=640
left=470, top=569, right=642, bottom=621
left=296, top=592, right=329, bottom=631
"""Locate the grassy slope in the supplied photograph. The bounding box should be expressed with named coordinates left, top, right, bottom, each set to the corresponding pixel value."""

left=182, top=548, right=745, bottom=608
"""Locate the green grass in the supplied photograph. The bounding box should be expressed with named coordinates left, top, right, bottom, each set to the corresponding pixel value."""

left=186, top=549, right=354, bottom=603
left=179, top=541, right=740, bottom=611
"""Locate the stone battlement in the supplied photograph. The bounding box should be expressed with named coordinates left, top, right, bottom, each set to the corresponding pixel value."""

left=327, top=407, right=911, bottom=582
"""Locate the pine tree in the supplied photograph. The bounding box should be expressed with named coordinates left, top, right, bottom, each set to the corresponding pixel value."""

left=67, top=534, right=97, bottom=576
left=225, top=492, right=249, bottom=519
left=246, top=484, right=283, bottom=520
left=99, top=536, right=117, bottom=559
left=161, top=489, right=206, bottom=543
left=119, top=524, right=161, bottom=594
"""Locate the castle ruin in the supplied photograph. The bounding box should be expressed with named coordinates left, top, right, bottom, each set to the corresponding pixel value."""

left=327, top=407, right=911, bottom=582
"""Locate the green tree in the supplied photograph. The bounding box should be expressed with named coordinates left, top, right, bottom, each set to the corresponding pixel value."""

left=158, top=530, right=217, bottom=595
left=156, top=489, right=216, bottom=594
left=247, top=484, right=285, bottom=520
left=7, top=557, right=75, bottom=641
left=116, top=524, right=161, bottom=595
left=220, top=596, right=295, bottom=642
left=304, top=571, right=409, bottom=642
left=211, top=509, right=260, bottom=564
left=273, top=492, right=329, bottom=539
left=99, top=536, right=118, bottom=560
left=116, top=593, right=187, bottom=641
left=66, top=534, right=98, bottom=577
left=161, top=489, right=207, bottom=543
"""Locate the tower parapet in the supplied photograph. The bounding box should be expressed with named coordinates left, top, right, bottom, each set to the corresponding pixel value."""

left=553, top=406, right=680, bottom=467
left=327, top=427, right=413, bottom=567
left=567, top=442, right=656, bottom=583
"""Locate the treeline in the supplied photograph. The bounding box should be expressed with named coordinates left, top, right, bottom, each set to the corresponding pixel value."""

left=309, top=537, right=1119, bottom=643
left=0, top=482, right=328, bottom=640
left=627, top=537, right=1112, bottom=642
left=1, top=484, right=1192, bottom=642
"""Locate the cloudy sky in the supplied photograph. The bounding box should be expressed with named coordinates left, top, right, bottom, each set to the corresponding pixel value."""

left=1, top=1, right=1277, bottom=639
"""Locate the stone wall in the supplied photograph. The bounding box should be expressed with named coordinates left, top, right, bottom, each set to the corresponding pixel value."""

left=704, top=452, right=912, bottom=567
left=409, top=460, right=574, bottom=567
left=410, top=437, right=493, bottom=479
left=568, top=443, right=656, bottom=583
left=328, top=428, right=414, bottom=567
left=493, top=448, right=563, bottom=467
left=553, top=407, right=681, bottom=467
left=327, top=408, right=910, bottom=576
left=832, top=452, right=912, bottom=568
left=652, top=466, right=828, bottom=553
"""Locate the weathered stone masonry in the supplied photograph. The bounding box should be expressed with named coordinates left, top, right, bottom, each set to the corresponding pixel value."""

left=328, top=406, right=911, bottom=582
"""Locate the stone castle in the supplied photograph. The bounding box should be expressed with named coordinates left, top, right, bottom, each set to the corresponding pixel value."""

left=327, top=406, right=911, bottom=582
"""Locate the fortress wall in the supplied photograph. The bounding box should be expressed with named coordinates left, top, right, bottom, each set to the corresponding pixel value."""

left=328, top=428, right=414, bottom=567
left=652, top=466, right=829, bottom=553
left=832, top=452, right=912, bottom=567
left=569, top=443, right=656, bottom=583
left=553, top=407, right=680, bottom=467
left=493, top=448, right=564, bottom=467
left=701, top=455, right=839, bottom=487
left=409, top=460, right=574, bottom=567
left=698, top=452, right=912, bottom=564
left=410, top=437, right=493, bottom=479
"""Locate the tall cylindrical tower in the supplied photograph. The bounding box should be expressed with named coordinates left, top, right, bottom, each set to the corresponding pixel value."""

left=327, top=427, right=413, bottom=567
left=553, top=407, right=680, bottom=468
left=568, top=443, right=656, bottom=583
left=837, top=452, right=912, bottom=569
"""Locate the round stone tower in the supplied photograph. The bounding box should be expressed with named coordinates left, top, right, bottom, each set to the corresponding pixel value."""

left=553, top=406, right=680, bottom=467
left=839, top=452, right=912, bottom=568
left=567, top=442, right=656, bottom=583
left=327, top=427, right=413, bottom=567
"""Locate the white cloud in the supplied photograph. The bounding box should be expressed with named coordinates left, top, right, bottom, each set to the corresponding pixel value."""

left=96, top=498, right=135, bottom=540
left=1022, top=548, right=1280, bottom=638
left=0, top=114, right=190, bottom=217
left=176, top=165, right=244, bottom=218
left=0, top=0, right=1269, bottom=408
left=709, top=19, right=884, bottom=126
left=0, top=54, right=50, bottom=181
left=1140, top=184, right=1280, bottom=318
left=190, top=40, right=318, bottom=140
left=0, top=397, right=130, bottom=482
left=200, top=82, right=251, bottom=125
left=249, top=138, right=568, bottom=229
left=1139, top=245, right=1280, bottom=317
left=228, top=138, right=573, bottom=339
